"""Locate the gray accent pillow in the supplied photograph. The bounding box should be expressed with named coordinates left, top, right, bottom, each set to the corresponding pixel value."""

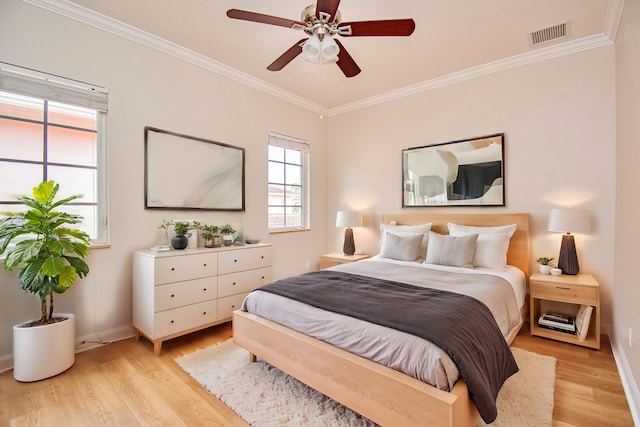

left=379, top=232, right=423, bottom=262
left=425, top=232, right=479, bottom=268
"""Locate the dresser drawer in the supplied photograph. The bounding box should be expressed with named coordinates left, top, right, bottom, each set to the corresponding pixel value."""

left=155, top=252, right=218, bottom=285
left=218, top=267, right=272, bottom=298
left=531, top=281, right=598, bottom=305
left=218, top=246, right=273, bottom=275
left=154, top=300, right=218, bottom=338
left=155, top=277, right=217, bottom=312
left=217, top=293, right=248, bottom=320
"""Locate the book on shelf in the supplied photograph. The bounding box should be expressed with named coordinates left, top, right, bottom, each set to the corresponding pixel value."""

left=538, top=313, right=575, bottom=332
left=575, top=305, right=593, bottom=341
left=538, top=323, right=577, bottom=335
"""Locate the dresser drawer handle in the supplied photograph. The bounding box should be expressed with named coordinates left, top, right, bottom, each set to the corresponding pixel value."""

left=234, top=259, right=238, bottom=263
left=232, top=282, right=236, bottom=286
left=171, top=267, right=175, bottom=271
left=261, top=276, right=265, bottom=279
left=203, top=311, right=207, bottom=315
left=555, top=286, right=571, bottom=290
left=231, top=304, right=236, bottom=309
left=203, top=288, right=207, bottom=292
left=261, top=256, right=264, bottom=259
left=171, top=294, right=175, bottom=298
left=170, top=320, right=174, bottom=324
left=203, top=263, right=207, bottom=267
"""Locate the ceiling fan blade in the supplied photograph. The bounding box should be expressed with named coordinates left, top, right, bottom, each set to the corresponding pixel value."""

left=227, top=9, right=306, bottom=30
left=315, top=0, right=341, bottom=22
left=334, top=39, right=361, bottom=78
left=267, top=39, right=307, bottom=71
left=338, top=19, right=416, bottom=37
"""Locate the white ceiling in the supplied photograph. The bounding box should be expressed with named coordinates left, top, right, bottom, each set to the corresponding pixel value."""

left=35, top=0, right=621, bottom=114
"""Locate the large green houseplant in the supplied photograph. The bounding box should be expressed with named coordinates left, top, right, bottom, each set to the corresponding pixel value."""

left=0, top=181, right=91, bottom=381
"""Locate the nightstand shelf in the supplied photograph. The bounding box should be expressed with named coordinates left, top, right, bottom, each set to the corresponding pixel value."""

left=319, top=253, right=369, bottom=269
left=529, top=272, right=600, bottom=349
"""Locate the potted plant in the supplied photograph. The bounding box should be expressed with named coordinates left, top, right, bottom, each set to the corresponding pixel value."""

left=0, top=181, right=91, bottom=381
left=200, top=224, right=220, bottom=248
left=536, top=257, right=555, bottom=275
left=171, top=221, right=192, bottom=250
left=220, top=224, right=236, bottom=246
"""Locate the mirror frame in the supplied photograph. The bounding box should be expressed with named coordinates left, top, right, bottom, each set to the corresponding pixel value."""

left=402, top=133, right=505, bottom=207
left=144, top=126, right=245, bottom=211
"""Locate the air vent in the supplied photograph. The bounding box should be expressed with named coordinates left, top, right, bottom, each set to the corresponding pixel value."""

left=529, top=22, right=569, bottom=46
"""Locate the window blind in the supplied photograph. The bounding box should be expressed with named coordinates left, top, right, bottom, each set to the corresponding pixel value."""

left=0, top=62, right=108, bottom=112
left=268, top=132, right=310, bottom=152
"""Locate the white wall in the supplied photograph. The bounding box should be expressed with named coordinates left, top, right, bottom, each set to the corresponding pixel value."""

left=0, top=0, right=328, bottom=365
left=614, top=0, right=640, bottom=420
left=327, top=47, right=617, bottom=330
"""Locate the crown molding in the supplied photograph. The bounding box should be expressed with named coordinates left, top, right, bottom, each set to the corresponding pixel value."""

left=23, top=0, right=621, bottom=119
left=21, top=0, right=327, bottom=115
left=325, top=32, right=614, bottom=117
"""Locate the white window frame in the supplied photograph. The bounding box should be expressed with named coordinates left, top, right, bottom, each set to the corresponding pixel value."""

left=267, top=132, right=310, bottom=232
left=0, top=62, right=109, bottom=246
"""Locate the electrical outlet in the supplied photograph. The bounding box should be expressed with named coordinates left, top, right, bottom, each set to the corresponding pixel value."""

left=629, top=328, right=633, bottom=347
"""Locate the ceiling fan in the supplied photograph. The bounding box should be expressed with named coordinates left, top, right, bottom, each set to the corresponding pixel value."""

left=227, top=0, right=416, bottom=78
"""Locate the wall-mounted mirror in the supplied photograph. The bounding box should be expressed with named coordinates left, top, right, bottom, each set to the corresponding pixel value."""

left=402, top=133, right=504, bottom=207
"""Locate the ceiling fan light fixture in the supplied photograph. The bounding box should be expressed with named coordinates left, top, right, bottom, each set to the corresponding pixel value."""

left=302, top=34, right=322, bottom=63
left=320, top=35, right=339, bottom=63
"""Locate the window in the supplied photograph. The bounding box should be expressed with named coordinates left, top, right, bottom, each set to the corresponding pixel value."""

left=268, top=133, right=310, bottom=231
left=0, top=63, right=109, bottom=245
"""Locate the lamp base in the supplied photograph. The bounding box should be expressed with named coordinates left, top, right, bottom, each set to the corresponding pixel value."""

left=343, top=227, right=355, bottom=256
left=558, top=233, right=579, bottom=275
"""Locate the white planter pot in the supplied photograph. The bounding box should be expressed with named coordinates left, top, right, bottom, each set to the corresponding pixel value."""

left=13, top=313, right=75, bottom=382
left=539, top=265, right=552, bottom=275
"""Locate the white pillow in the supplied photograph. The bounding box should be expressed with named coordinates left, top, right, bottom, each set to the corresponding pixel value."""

left=379, top=232, right=423, bottom=262
left=379, top=223, right=431, bottom=259
left=447, top=223, right=516, bottom=270
left=425, top=232, right=478, bottom=268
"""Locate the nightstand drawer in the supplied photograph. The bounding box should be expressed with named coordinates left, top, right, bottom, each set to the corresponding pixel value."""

left=531, top=281, right=598, bottom=305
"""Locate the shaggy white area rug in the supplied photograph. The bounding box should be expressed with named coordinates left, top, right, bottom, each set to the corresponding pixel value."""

left=176, top=340, right=555, bottom=427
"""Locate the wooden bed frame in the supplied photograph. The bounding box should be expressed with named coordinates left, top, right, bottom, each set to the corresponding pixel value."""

left=233, top=213, right=530, bottom=427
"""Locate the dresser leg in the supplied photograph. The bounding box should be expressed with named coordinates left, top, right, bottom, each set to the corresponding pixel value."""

left=153, top=341, right=163, bottom=356
left=249, top=352, right=257, bottom=363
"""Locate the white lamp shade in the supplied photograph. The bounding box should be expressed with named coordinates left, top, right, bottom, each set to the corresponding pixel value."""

left=336, top=211, right=363, bottom=228
left=321, top=36, right=339, bottom=63
left=547, top=208, right=591, bottom=234
left=302, top=35, right=321, bottom=63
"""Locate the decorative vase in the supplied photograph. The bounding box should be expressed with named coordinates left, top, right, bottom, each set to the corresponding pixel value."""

left=539, top=264, right=552, bottom=275
left=13, top=314, right=75, bottom=382
left=171, top=236, right=188, bottom=250
left=222, top=234, right=234, bottom=246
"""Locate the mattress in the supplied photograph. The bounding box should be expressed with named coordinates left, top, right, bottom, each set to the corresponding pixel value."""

left=242, top=258, right=524, bottom=392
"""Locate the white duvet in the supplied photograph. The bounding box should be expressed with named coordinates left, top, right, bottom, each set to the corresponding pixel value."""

left=242, top=258, right=524, bottom=392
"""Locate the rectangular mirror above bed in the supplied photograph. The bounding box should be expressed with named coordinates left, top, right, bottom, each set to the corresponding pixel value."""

left=402, top=133, right=505, bottom=207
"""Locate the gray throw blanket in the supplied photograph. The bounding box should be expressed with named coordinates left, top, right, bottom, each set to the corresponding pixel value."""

left=257, top=270, right=518, bottom=424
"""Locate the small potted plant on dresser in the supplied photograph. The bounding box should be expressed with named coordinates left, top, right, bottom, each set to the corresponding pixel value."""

left=536, top=257, right=555, bottom=275
left=220, top=224, right=236, bottom=246
left=171, top=221, right=192, bottom=250
left=200, top=224, right=221, bottom=248
left=0, top=181, right=91, bottom=382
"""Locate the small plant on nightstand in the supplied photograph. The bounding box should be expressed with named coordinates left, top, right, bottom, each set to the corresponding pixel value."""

left=536, top=257, right=555, bottom=274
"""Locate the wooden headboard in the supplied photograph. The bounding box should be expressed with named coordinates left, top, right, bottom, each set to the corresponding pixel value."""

left=381, top=213, right=530, bottom=279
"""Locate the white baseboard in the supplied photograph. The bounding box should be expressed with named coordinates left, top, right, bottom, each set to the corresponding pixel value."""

left=0, top=323, right=135, bottom=376
left=611, top=336, right=640, bottom=425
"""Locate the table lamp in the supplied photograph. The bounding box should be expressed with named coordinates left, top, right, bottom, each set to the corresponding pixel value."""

left=547, top=208, right=591, bottom=275
left=336, top=211, right=363, bottom=256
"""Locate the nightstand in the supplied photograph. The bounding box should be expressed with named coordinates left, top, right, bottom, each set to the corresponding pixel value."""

left=529, top=272, right=600, bottom=349
left=319, top=253, right=370, bottom=270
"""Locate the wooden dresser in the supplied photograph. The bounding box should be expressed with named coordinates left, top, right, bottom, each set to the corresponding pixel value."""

left=133, top=243, right=272, bottom=355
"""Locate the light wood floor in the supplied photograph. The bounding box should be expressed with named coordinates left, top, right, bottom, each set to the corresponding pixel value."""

left=0, top=322, right=634, bottom=427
